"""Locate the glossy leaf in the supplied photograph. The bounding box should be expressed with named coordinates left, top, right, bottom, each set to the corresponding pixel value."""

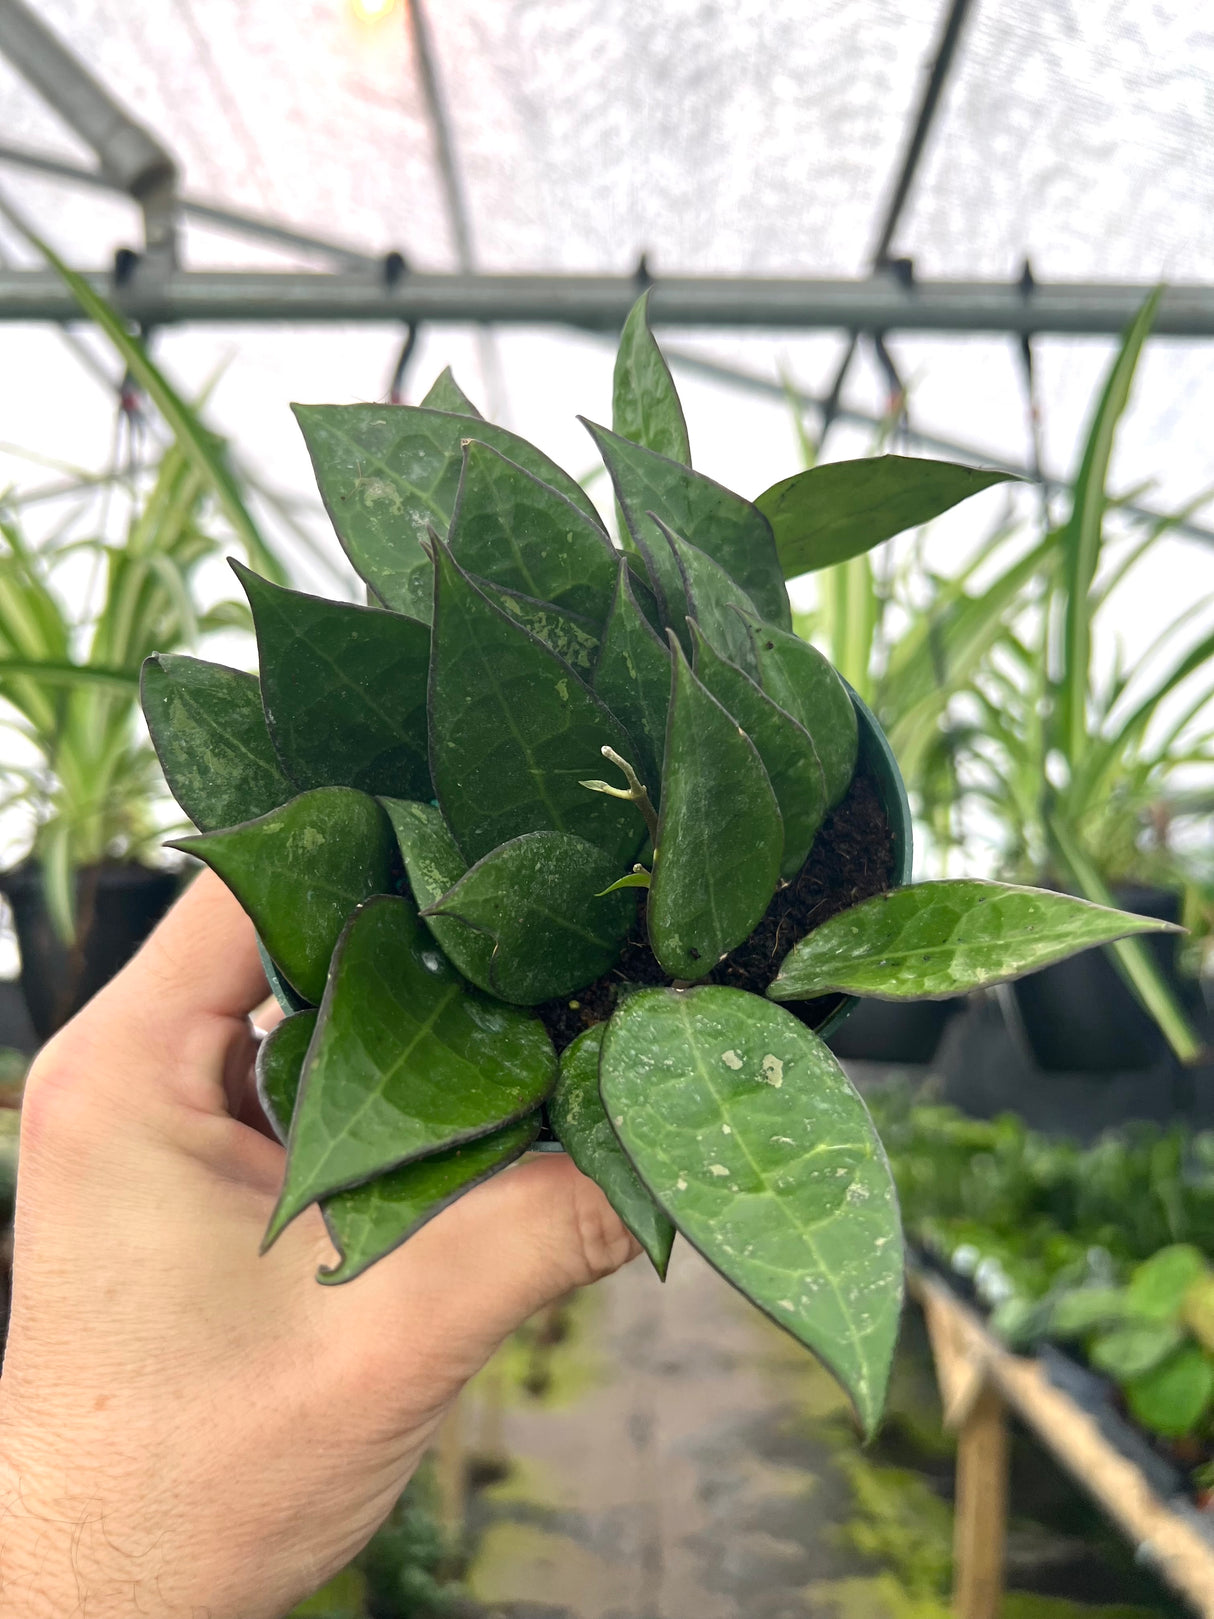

left=592, top=559, right=671, bottom=791
left=659, top=518, right=760, bottom=671
left=420, top=366, right=482, bottom=417
left=142, top=653, right=293, bottom=831
left=599, top=986, right=903, bottom=1435
left=746, top=619, right=858, bottom=806
left=265, top=895, right=555, bottom=1241
left=1125, top=1343, right=1214, bottom=1439
left=549, top=1025, right=675, bottom=1278
left=381, top=798, right=493, bottom=987
left=599, top=868, right=651, bottom=894
left=475, top=580, right=599, bottom=675
left=768, top=880, right=1181, bottom=1003
left=256, top=1009, right=318, bottom=1143
left=755, top=456, right=1016, bottom=580
left=690, top=623, right=825, bottom=879
left=612, top=291, right=691, bottom=466
left=582, top=419, right=790, bottom=631
left=319, top=1117, right=540, bottom=1284
left=255, top=999, right=538, bottom=1286
left=423, top=831, right=636, bottom=1004
left=293, top=404, right=601, bottom=621
left=450, top=440, right=618, bottom=626
left=428, top=541, right=641, bottom=864
left=234, top=563, right=432, bottom=800
left=172, top=787, right=396, bottom=1004
left=648, top=638, right=782, bottom=980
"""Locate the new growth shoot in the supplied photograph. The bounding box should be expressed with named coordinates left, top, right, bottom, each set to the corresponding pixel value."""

left=580, top=746, right=660, bottom=847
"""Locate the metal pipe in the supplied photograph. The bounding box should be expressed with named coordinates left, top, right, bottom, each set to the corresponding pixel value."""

left=0, top=0, right=177, bottom=254
left=0, top=267, right=1207, bottom=335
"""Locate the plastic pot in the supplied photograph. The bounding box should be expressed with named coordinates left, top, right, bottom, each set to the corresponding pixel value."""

left=0, top=862, right=180, bottom=1042
left=826, top=994, right=962, bottom=1064
left=1010, top=884, right=1199, bottom=1073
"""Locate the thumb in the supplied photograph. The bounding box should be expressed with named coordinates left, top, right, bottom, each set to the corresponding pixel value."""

left=333, top=1153, right=642, bottom=1390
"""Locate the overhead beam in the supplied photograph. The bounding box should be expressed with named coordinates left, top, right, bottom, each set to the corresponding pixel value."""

left=0, top=267, right=1209, bottom=335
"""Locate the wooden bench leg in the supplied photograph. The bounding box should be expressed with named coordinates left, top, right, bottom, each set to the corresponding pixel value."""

left=953, top=1382, right=1008, bottom=1619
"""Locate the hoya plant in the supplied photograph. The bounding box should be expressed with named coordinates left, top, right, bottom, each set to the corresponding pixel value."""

left=142, top=297, right=1176, bottom=1434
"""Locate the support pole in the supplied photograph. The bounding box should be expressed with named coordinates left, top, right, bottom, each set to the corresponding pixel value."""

left=952, top=1382, right=1009, bottom=1619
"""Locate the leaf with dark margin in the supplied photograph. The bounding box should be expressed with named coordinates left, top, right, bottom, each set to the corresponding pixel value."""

left=264, top=894, right=555, bottom=1243
left=318, top=1117, right=540, bottom=1285
left=746, top=619, right=858, bottom=806
left=256, top=1010, right=318, bottom=1143
left=690, top=623, right=825, bottom=880
left=549, top=1026, right=674, bottom=1278
left=475, top=579, right=599, bottom=675
left=424, top=831, right=636, bottom=1004
left=755, top=456, right=1017, bottom=579
left=612, top=291, right=691, bottom=466
left=592, top=559, right=671, bottom=792
left=768, top=880, right=1181, bottom=1003
left=141, top=653, right=293, bottom=830
left=293, top=403, right=602, bottom=621
left=582, top=418, right=790, bottom=631
left=234, top=563, right=431, bottom=800
left=429, top=541, right=641, bottom=865
left=171, top=787, right=396, bottom=1004
left=1125, top=1344, right=1214, bottom=1438
left=648, top=638, right=782, bottom=980
left=254, top=1000, right=538, bottom=1286
left=599, top=986, right=903, bottom=1435
left=420, top=367, right=482, bottom=417
left=381, top=797, right=493, bottom=987
left=659, top=519, right=760, bottom=673
left=450, top=440, right=618, bottom=626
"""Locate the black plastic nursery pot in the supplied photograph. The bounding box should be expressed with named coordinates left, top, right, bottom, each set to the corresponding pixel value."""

left=1010, top=884, right=1199, bottom=1074
left=0, top=862, right=180, bottom=1042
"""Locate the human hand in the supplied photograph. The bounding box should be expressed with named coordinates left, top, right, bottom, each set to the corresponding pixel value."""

left=0, top=870, right=639, bottom=1618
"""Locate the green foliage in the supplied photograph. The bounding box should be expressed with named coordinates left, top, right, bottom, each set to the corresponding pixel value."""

left=144, top=297, right=1148, bottom=1432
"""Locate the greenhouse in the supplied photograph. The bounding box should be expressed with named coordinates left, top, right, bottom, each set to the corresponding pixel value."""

left=0, top=1, right=1213, bottom=1615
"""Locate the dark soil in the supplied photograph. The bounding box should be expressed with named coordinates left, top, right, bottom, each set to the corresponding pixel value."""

left=537, top=765, right=895, bottom=1053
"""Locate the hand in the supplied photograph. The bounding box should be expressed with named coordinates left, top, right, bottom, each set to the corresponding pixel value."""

left=0, top=871, right=639, bottom=1618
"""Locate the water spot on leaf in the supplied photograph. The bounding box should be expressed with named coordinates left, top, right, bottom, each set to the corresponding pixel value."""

left=709, top=1163, right=729, bottom=1177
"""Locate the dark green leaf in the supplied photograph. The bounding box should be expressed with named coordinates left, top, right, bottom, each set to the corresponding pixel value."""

left=234, top=563, right=431, bottom=800
left=475, top=580, right=599, bottom=675
left=420, top=366, right=482, bottom=418
left=746, top=620, right=858, bottom=806
left=450, top=440, right=618, bottom=626
left=599, top=986, right=903, bottom=1435
left=381, top=798, right=493, bottom=987
left=690, top=623, right=825, bottom=879
left=172, top=787, right=396, bottom=1004
left=1126, top=1245, right=1208, bottom=1320
left=293, top=404, right=601, bottom=621
left=142, top=653, right=294, bottom=831
left=429, top=541, right=641, bottom=864
left=549, top=1025, right=675, bottom=1277
left=768, top=880, right=1181, bottom=1003
left=612, top=291, right=691, bottom=466
left=1125, top=1343, right=1214, bottom=1438
left=582, top=419, right=790, bottom=631
left=256, top=1009, right=318, bottom=1143
left=1089, top=1321, right=1185, bottom=1381
left=319, top=1117, right=540, bottom=1285
left=658, top=518, right=760, bottom=670
left=254, top=998, right=538, bottom=1286
left=648, top=638, right=782, bottom=979
left=424, top=831, right=636, bottom=1004
left=755, top=456, right=1017, bottom=580
left=592, top=559, right=671, bottom=792
left=265, top=894, right=555, bottom=1242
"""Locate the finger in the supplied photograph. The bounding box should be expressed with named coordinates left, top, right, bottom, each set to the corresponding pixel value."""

left=331, top=1155, right=642, bottom=1393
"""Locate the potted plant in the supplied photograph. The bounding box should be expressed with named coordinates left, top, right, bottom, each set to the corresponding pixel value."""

left=142, top=296, right=1174, bottom=1433
left=945, top=293, right=1214, bottom=1073
left=0, top=246, right=285, bottom=1038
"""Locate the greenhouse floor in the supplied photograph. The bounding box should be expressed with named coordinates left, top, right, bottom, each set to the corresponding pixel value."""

left=456, top=1239, right=1191, bottom=1618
